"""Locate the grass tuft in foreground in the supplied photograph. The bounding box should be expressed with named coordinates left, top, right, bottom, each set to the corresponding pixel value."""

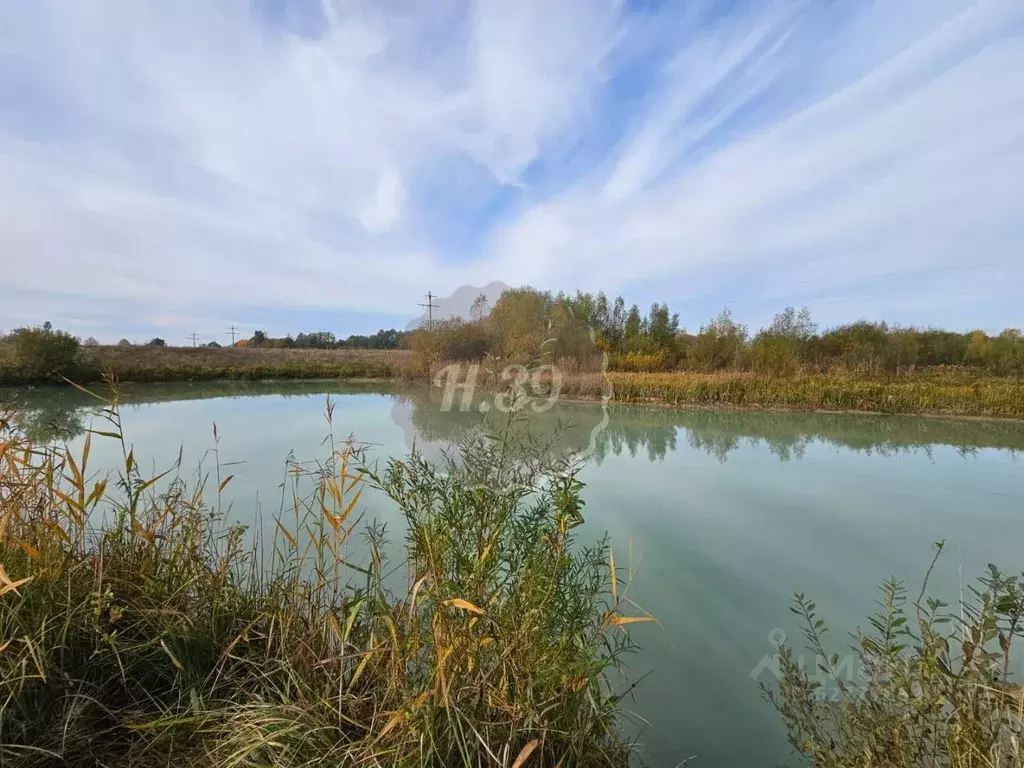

left=0, top=390, right=650, bottom=766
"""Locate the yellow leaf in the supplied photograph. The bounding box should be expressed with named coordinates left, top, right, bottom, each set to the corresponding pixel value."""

left=0, top=576, right=32, bottom=597
left=17, top=540, right=40, bottom=560
left=511, top=739, right=541, bottom=768
left=218, top=475, right=234, bottom=493
left=375, top=711, right=404, bottom=741
left=276, top=520, right=298, bottom=549
left=444, top=598, right=485, bottom=616
left=608, top=615, right=655, bottom=627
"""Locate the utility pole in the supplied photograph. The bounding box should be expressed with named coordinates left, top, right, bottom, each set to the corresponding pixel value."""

left=418, top=291, right=440, bottom=330
left=226, top=325, right=238, bottom=346
left=188, top=332, right=199, bottom=348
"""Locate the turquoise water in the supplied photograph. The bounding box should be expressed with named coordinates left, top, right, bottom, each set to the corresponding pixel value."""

left=11, top=381, right=1024, bottom=766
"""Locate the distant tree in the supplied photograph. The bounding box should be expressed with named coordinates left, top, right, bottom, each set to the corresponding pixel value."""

left=647, top=303, right=680, bottom=349
left=470, top=293, right=490, bottom=323
left=117, top=338, right=132, bottom=347
left=751, top=307, right=816, bottom=374
left=9, top=326, right=80, bottom=380
left=148, top=337, right=166, bottom=347
left=623, top=304, right=642, bottom=340
left=206, top=341, right=221, bottom=349
left=43, top=321, right=52, bottom=332
left=691, top=309, right=748, bottom=371
left=83, top=336, right=100, bottom=347
left=251, top=330, right=267, bottom=347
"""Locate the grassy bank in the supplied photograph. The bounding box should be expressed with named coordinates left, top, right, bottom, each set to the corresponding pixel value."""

left=554, top=369, right=1024, bottom=420
left=0, top=398, right=649, bottom=766
left=0, top=344, right=407, bottom=385
left=5, top=337, right=1024, bottom=419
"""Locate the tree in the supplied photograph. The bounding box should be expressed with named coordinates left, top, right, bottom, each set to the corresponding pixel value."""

left=752, top=307, right=816, bottom=374
left=83, top=337, right=100, bottom=347
left=251, top=330, right=267, bottom=347
left=206, top=341, right=222, bottom=349
left=624, top=304, right=642, bottom=340
left=691, top=309, right=748, bottom=371
left=148, top=337, right=166, bottom=347
left=470, top=293, right=490, bottom=323
left=43, top=321, right=52, bottom=332
left=766, top=306, right=816, bottom=340
left=488, top=288, right=551, bottom=361
left=647, top=303, right=680, bottom=349
left=117, top=338, right=132, bottom=347
left=9, top=326, right=80, bottom=380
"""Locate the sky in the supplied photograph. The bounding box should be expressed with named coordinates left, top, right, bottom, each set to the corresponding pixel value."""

left=1, top=0, right=1022, bottom=344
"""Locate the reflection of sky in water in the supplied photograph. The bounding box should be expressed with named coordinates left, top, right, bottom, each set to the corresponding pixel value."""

left=11, top=382, right=1024, bottom=766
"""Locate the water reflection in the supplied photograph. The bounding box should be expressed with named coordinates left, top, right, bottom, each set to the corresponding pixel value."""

left=7, top=380, right=1024, bottom=462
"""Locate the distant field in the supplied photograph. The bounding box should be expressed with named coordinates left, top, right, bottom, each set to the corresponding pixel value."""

left=86, top=345, right=410, bottom=383
left=0, top=345, right=410, bottom=385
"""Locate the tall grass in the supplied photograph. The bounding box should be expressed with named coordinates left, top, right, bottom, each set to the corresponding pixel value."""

left=565, top=371, right=1024, bottom=420
left=0, top=387, right=650, bottom=766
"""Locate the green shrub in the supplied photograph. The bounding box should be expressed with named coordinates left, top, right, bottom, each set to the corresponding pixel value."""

left=766, top=543, right=1024, bottom=767
left=5, top=326, right=80, bottom=381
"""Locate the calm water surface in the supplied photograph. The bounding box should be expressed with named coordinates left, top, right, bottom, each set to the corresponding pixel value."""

left=12, top=381, right=1024, bottom=767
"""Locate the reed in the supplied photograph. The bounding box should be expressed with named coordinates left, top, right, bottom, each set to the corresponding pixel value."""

left=0, top=387, right=650, bottom=766
left=580, top=371, right=1024, bottom=420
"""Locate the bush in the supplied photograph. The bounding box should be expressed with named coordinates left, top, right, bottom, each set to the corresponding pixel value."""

left=767, top=542, right=1024, bottom=767
left=612, top=349, right=670, bottom=372
left=5, top=326, right=80, bottom=381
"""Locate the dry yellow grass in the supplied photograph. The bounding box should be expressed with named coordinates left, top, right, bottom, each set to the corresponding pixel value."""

left=549, top=370, right=1024, bottom=419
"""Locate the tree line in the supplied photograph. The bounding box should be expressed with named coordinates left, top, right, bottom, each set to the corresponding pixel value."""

left=408, top=287, right=1024, bottom=376
left=233, top=328, right=408, bottom=350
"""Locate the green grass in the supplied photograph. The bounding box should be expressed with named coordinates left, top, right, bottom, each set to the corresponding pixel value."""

left=0, top=389, right=650, bottom=767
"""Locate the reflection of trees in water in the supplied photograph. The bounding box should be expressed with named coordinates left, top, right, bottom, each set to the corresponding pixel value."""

left=392, top=389, right=612, bottom=462
left=396, top=393, right=1024, bottom=464
left=607, top=407, right=1020, bottom=464
left=588, top=422, right=679, bottom=463
left=13, top=405, right=89, bottom=443
left=9, top=382, right=1024, bottom=462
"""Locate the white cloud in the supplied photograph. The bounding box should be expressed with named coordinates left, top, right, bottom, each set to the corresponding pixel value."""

left=0, top=0, right=1021, bottom=339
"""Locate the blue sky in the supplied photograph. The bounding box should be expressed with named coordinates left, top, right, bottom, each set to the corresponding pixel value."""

left=1, top=0, right=1022, bottom=344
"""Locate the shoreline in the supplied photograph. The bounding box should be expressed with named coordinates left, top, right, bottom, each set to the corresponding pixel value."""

left=553, top=392, right=1024, bottom=424
left=7, top=373, right=1024, bottom=423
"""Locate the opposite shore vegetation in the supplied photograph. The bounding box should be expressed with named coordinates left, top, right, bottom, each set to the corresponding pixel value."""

left=3, top=287, right=1024, bottom=418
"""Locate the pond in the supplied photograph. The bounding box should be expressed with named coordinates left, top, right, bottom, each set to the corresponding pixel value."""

left=9, top=380, right=1024, bottom=766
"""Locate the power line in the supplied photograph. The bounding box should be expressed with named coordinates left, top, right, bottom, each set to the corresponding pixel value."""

left=418, top=291, right=440, bottom=330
